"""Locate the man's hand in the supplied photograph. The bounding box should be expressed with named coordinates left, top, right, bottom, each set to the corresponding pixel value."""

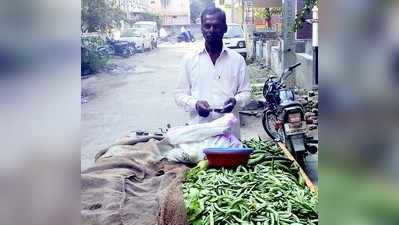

left=221, top=98, right=236, bottom=113
left=195, top=100, right=210, bottom=117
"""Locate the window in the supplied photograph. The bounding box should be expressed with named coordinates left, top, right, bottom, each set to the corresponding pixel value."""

left=161, top=0, right=169, bottom=8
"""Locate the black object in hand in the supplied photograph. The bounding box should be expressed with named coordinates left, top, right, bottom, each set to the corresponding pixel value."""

left=220, top=98, right=236, bottom=113
left=195, top=100, right=210, bottom=117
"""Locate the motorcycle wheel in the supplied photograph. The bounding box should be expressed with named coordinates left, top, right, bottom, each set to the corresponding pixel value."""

left=285, top=137, right=307, bottom=170
left=105, top=46, right=114, bottom=55
left=262, top=110, right=280, bottom=141
left=130, top=47, right=136, bottom=55
left=294, top=150, right=306, bottom=170
left=122, top=49, right=130, bottom=58
left=97, top=47, right=110, bottom=61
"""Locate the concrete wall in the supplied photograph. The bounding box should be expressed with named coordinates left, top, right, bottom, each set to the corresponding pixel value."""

left=251, top=38, right=314, bottom=89
left=294, top=53, right=314, bottom=89
left=216, top=0, right=243, bottom=24
left=262, top=40, right=279, bottom=68
left=244, top=24, right=256, bottom=59
left=255, top=40, right=263, bottom=61
left=295, top=39, right=313, bottom=55
left=149, top=0, right=190, bottom=26
left=163, top=15, right=190, bottom=26
left=293, top=39, right=314, bottom=89
left=271, top=45, right=282, bottom=75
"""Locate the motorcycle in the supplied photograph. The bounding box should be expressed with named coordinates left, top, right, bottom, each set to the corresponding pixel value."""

left=104, top=37, right=136, bottom=58
left=177, top=31, right=195, bottom=43
left=262, top=63, right=318, bottom=168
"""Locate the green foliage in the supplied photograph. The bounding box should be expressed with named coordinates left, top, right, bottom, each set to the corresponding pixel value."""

left=81, top=35, right=109, bottom=73
left=255, top=7, right=282, bottom=20
left=254, top=7, right=282, bottom=28
left=190, top=0, right=215, bottom=24
left=81, top=0, right=127, bottom=33
left=291, top=0, right=318, bottom=32
left=186, top=187, right=205, bottom=222
left=81, top=35, right=105, bottom=47
left=85, top=50, right=108, bottom=73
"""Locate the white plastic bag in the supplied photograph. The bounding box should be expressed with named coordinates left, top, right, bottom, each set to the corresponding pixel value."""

left=165, top=134, right=242, bottom=163
left=165, top=113, right=238, bottom=145
left=164, top=114, right=242, bottom=163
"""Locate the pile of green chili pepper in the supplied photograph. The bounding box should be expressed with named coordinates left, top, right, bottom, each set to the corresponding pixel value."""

left=182, top=138, right=318, bottom=225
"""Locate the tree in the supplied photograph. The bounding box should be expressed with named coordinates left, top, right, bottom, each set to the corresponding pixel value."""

left=81, top=0, right=127, bottom=33
left=292, top=0, right=318, bottom=32
left=255, top=7, right=282, bottom=29
left=190, top=0, right=215, bottom=24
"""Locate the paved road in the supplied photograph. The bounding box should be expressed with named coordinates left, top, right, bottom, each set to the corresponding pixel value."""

left=81, top=42, right=199, bottom=170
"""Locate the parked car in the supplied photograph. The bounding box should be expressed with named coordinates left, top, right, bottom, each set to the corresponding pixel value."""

left=223, top=23, right=247, bottom=59
left=119, top=28, right=152, bottom=53
left=133, top=21, right=158, bottom=48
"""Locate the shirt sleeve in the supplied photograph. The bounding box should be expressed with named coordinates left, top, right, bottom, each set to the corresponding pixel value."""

left=234, top=57, right=251, bottom=108
left=174, top=54, right=198, bottom=112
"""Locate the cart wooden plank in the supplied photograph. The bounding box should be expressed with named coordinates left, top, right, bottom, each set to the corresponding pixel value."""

left=277, top=142, right=317, bottom=192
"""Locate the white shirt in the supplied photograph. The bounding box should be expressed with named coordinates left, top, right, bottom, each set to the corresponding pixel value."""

left=174, top=44, right=251, bottom=138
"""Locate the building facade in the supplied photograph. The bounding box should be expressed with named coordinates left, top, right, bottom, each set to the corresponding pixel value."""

left=111, top=0, right=151, bottom=21
left=215, top=0, right=244, bottom=24
left=149, top=0, right=190, bottom=26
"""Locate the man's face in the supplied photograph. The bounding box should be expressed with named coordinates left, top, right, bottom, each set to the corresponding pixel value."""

left=201, top=14, right=227, bottom=45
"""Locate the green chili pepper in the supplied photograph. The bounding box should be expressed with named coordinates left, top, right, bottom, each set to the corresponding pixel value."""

left=183, top=138, right=318, bottom=225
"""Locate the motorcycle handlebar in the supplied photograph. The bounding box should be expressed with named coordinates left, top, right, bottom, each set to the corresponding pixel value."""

left=278, top=63, right=302, bottom=83
left=289, top=63, right=301, bottom=71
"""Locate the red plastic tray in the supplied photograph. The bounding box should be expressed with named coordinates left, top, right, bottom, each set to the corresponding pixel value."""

left=203, top=148, right=253, bottom=168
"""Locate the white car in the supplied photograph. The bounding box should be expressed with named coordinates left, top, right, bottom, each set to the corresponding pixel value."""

left=223, top=23, right=247, bottom=59
left=119, top=28, right=152, bottom=53
left=133, top=21, right=158, bottom=48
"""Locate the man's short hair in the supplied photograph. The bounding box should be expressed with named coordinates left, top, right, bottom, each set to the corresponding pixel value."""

left=200, top=6, right=226, bottom=25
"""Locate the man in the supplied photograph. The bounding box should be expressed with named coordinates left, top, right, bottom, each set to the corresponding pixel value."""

left=180, top=26, right=189, bottom=42
left=159, top=27, right=168, bottom=40
left=174, top=7, right=250, bottom=138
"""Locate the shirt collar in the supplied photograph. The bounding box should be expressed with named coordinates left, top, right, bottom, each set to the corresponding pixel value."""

left=196, top=43, right=229, bottom=56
